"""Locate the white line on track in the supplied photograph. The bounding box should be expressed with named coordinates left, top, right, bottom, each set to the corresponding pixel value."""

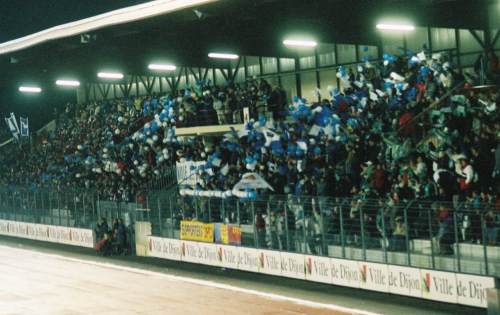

left=0, top=244, right=382, bottom=315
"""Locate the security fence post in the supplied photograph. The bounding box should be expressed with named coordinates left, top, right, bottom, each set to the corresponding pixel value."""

left=11, top=191, right=16, bottom=221
left=427, top=208, right=436, bottom=269
left=194, top=196, right=199, bottom=220
left=251, top=201, right=258, bottom=248
left=83, top=193, right=87, bottom=228
left=482, top=216, right=489, bottom=275
left=339, top=203, right=346, bottom=259
left=221, top=199, right=226, bottom=223
left=41, top=191, right=46, bottom=223
left=170, top=197, right=174, bottom=238
left=58, top=192, right=62, bottom=226
left=146, top=195, right=151, bottom=226
left=34, top=191, right=38, bottom=223
left=24, top=191, right=28, bottom=222
left=381, top=208, right=388, bottom=264
left=284, top=202, right=290, bottom=251
left=236, top=200, right=241, bottom=225
left=359, top=206, right=366, bottom=261
left=302, top=202, right=307, bottom=254
left=49, top=191, right=53, bottom=225
left=319, top=198, right=326, bottom=256
left=157, top=197, right=162, bottom=236
left=68, top=192, right=72, bottom=227
left=94, top=193, right=98, bottom=224
left=208, top=198, right=212, bottom=223
left=0, top=191, right=3, bottom=219
left=403, top=201, right=412, bottom=266
left=453, top=211, right=461, bottom=272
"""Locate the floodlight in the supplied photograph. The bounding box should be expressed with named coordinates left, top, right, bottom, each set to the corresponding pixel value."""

left=56, top=79, right=80, bottom=87
left=19, top=86, right=42, bottom=93
left=376, top=23, right=415, bottom=31
left=283, top=39, right=317, bottom=47
left=208, top=53, right=239, bottom=60
left=148, top=64, right=177, bottom=71
left=97, top=72, right=124, bottom=79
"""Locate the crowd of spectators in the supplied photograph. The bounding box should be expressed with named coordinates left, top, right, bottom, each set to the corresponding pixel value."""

left=0, top=49, right=499, bottom=250
left=95, top=217, right=129, bottom=255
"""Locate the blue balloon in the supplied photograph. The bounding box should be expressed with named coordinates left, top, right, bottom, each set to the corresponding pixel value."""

left=248, top=191, right=257, bottom=199
left=258, top=114, right=266, bottom=126
left=245, top=156, right=255, bottom=164
left=384, top=81, right=394, bottom=91
left=150, top=121, right=159, bottom=132
left=420, top=66, right=430, bottom=77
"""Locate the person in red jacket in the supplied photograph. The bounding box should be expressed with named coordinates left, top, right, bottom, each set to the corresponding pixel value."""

left=371, top=163, right=387, bottom=196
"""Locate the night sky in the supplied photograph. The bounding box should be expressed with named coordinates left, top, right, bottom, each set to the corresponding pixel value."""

left=0, top=0, right=151, bottom=132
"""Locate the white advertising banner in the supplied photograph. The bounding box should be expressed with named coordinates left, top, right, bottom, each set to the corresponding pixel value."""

left=8, top=221, right=28, bottom=237
left=69, top=228, right=94, bottom=248
left=196, top=242, right=221, bottom=267
left=387, top=265, right=423, bottom=298
left=142, top=235, right=497, bottom=308
left=330, top=258, right=361, bottom=288
left=304, top=255, right=332, bottom=284
left=280, top=252, right=305, bottom=280
left=420, top=269, right=458, bottom=304
left=219, top=245, right=240, bottom=270
left=455, top=273, right=495, bottom=308
left=29, top=224, right=50, bottom=242
left=0, top=220, right=9, bottom=234
left=258, top=249, right=282, bottom=276
left=148, top=237, right=182, bottom=261
left=358, top=262, right=390, bottom=292
left=237, top=247, right=260, bottom=273
left=0, top=219, right=94, bottom=248
left=181, top=241, right=200, bottom=264
left=49, top=226, right=72, bottom=245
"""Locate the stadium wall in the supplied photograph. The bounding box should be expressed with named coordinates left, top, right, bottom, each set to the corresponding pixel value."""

left=142, top=234, right=496, bottom=308
left=0, top=219, right=94, bottom=248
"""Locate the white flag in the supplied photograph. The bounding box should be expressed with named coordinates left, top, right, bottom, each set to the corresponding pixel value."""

left=5, top=114, right=19, bottom=140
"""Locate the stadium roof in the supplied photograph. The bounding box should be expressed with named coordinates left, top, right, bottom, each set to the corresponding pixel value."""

left=0, top=0, right=495, bottom=128
left=0, top=0, right=492, bottom=85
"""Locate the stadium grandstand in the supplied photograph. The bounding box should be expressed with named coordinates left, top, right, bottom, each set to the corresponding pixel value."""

left=0, top=1, right=499, bottom=314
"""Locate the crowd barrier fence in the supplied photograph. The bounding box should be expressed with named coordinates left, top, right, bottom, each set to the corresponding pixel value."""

left=0, top=186, right=498, bottom=307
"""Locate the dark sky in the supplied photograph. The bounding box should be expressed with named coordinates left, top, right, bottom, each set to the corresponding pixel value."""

left=0, top=0, right=151, bottom=131
left=0, top=0, right=150, bottom=42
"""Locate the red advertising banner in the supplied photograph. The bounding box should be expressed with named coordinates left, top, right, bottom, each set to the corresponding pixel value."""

left=227, top=225, right=241, bottom=245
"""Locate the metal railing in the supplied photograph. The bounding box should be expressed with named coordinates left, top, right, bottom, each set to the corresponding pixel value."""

left=145, top=192, right=500, bottom=277
left=0, top=187, right=139, bottom=231
left=1, top=186, right=499, bottom=278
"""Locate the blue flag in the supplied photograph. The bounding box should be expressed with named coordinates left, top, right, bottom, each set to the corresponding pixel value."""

left=20, top=117, right=29, bottom=137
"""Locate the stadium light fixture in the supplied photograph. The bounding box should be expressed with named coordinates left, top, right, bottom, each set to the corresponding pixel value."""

left=208, top=52, right=239, bottom=60
left=97, top=72, right=124, bottom=79
left=283, top=39, right=317, bottom=48
left=56, top=79, right=80, bottom=87
left=19, top=86, right=42, bottom=93
left=148, top=63, right=177, bottom=71
left=376, top=23, right=415, bottom=31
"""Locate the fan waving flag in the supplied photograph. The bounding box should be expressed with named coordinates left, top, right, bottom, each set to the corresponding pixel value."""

left=20, top=117, right=29, bottom=137
left=4, top=113, right=20, bottom=140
